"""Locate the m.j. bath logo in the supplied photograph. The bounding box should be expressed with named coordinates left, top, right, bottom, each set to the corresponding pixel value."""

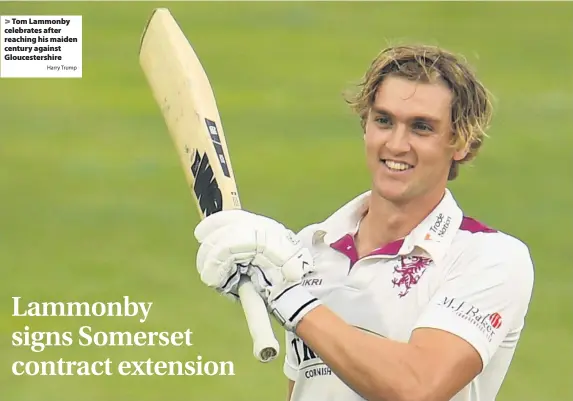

left=440, top=297, right=503, bottom=341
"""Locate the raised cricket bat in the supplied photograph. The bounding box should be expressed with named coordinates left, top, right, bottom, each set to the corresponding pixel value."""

left=138, top=8, right=280, bottom=363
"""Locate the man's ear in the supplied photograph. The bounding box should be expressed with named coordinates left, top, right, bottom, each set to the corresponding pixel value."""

left=452, top=135, right=470, bottom=162
left=453, top=146, right=469, bottom=162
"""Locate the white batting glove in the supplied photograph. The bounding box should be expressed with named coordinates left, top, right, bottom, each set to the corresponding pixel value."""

left=194, top=210, right=321, bottom=331
left=244, top=232, right=320, bottom=332
left=194, top=223, right=248, bottom=302
left=194, top=210, right=263, bottom=300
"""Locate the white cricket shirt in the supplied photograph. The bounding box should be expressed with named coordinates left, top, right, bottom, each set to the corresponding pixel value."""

left=284, top=189, right=534, bottom=401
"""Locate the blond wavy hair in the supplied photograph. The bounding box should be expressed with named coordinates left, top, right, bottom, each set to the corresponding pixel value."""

left=346, top=45, right=493, bottom=180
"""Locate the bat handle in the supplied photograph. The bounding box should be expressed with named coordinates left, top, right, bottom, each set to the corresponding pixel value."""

left=237, top=276, right=280, bottom=362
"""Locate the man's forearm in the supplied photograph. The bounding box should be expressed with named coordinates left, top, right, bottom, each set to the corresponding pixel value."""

left=295, top=305, right=431, bottom=401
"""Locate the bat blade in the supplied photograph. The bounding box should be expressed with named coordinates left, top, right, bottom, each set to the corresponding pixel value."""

left=138, top=7, right=279, bottom=363
left=138, top=8, right=239, bottom=218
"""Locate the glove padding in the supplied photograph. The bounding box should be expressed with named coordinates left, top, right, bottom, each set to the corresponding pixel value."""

left=246, top=243, right=321, bottom=331
left=194, top=210, right=321, bottom=331
left=195, top=222, right=253, bottom=301
left=249, top=267, right=321, bottom=331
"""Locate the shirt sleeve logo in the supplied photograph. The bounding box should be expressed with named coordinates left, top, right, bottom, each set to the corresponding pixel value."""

left=489, top=312, right=503, bottom=329
left=440, top=297, right=503, bottom=341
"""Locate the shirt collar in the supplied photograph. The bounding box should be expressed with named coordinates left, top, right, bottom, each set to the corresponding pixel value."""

left=311, top=190, right=370, bottom=246
left=310, top=189, right=463, bottom=264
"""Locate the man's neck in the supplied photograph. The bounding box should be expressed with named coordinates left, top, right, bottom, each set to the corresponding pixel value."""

left=355, top=188, right=445, bottom=257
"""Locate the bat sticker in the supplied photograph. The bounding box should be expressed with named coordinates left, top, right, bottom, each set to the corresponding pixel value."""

left=189, top=148, right=223, bottom=217
left=204, top=118, right=231, bottom=178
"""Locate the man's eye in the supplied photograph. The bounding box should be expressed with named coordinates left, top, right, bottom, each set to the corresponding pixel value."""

left=413, top=122, right=432, bottom=132
left=375, top=116, right=391, bottom=125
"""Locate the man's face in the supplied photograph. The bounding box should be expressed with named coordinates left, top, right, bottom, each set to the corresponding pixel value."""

left=364, top=76, right=467, bottom=204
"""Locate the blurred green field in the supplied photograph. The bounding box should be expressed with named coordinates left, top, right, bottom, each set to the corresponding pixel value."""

left=1, top=2, right=572, bottom=401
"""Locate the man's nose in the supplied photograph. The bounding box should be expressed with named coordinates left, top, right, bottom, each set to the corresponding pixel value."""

left=385, top=125, right=411, bottom=153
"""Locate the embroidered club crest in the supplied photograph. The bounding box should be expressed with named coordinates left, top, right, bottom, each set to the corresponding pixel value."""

left=391, top=256, right=432, bottom=297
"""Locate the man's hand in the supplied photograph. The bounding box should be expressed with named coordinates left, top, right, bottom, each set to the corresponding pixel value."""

left=194, top=210, right=321, bottom=331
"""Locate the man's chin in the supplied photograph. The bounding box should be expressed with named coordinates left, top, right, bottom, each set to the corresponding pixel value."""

left=372, top=181, right=411, bottom=204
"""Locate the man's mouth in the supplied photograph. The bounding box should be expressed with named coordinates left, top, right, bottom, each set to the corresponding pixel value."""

left=381, top=159, right=414, bottom=172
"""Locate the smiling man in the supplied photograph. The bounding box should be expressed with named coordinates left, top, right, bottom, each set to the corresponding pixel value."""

left=193, top=45, right=535, bottom=401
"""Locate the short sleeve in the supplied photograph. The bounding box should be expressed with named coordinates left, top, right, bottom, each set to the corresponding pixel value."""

left=414, top=234, right=534, bottom=368
left=283, top=330, right=299, bottom=380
